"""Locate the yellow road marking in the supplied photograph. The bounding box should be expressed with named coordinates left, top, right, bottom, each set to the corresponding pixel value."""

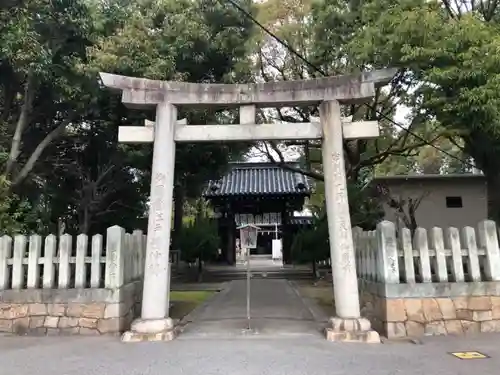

left=450, top=351, right=489, bottom=359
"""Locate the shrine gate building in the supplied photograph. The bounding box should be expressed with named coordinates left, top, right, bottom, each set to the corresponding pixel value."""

left=203, top=162, right=313, bottom=265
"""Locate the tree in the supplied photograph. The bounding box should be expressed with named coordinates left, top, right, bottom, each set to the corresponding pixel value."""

left=0, top=0, right=94, bottom=188
left=40, top=97, right=149, bottom=235
left=1, top=0, right=257, bottom=235
left=88, top=0, right=256, bottom=242
left=291, top=173, right=384, bottom=276
left=291, top=215, right=329, bottom=278
left=343, top=0, right=500, bottom=220
left=372, top=182, right=428, bottom=234
left=251, top=0, right=450, bottom=188
left=179, top=216, right=220, bottom=281
left=374, top=123, right=470, bottom=176
left=0, top=0, right=101, bottom=233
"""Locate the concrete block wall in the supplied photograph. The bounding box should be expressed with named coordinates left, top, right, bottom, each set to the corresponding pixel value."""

left=354, top=220, right=500, bottom=338
left=0, top=226, right=146, bottom=336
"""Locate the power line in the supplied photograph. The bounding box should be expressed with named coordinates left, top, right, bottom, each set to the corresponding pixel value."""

left=224, top=0, right=475, bottom=169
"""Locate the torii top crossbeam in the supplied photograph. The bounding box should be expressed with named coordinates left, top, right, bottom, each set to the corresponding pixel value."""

left=99, top=69, right=397, bottom=108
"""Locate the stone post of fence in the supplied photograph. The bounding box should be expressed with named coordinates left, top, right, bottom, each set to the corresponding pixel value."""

left=430, top=227, right=448, bottom=282
left=414, top=228, right=432, bottom=283
left=105, top=225, right=126, bottom=289
left=91, top=234, right=103, bottom=288
left=399, top=227, right=415, bottom=284
left=352, top=227, right=362, bottom=278
left=376, top=221, right=400, bottom=284
left=0, top=235, right=12, bottom=290
left=366, top=231, right=375, bottom=280
left=75, top=234, right=88, bottom=288
left=132, top=230, right=144, bottom=280
left=445, top=227, right=464, bottom=282
left=461, top=226, right=481, bottom=282
left=478, top=220, right=500, bottom=281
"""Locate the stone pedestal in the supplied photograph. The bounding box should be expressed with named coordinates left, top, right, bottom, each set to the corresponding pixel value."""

left=122, top=318, right=176, bottom=342
left=324, top=317, right=380, bottom=343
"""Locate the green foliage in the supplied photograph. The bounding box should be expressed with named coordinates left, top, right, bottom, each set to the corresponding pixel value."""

left=179, top=217, right=220, bottom=263
left=294, top=161, right=383, bottom=263
left=293, top=178, right=383, bottom=265
left=348, top=0, right=500, bottom=138
left=336, top=0, right=500, bottom=219
left=291, top=215, right=329, bottom=265
left=10, top=0, right=500, bottom=237
left=254, top=0, right=476, bottom=244
left=0, top=176, right=30, bottom=234
left=347, top=178, right=385, bottom=230
left=86, top=0, right=256, bottom=237
left=307, top=165, right=384, bottom=230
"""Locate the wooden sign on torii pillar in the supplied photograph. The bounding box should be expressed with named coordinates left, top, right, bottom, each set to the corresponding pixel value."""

left=99, top=69, right=396, bottom=343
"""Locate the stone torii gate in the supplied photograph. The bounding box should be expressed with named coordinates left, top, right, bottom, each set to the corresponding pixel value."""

left=99, top=69, right=396, bottom=343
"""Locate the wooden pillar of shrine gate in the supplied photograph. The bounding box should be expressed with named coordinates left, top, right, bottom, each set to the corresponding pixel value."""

left=99, top=68, right=396, bottom=343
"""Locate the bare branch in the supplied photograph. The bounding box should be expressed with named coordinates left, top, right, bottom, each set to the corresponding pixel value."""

left=375, top=183, right=429, bottom=233
left=274, top=160, right=324, bottom=181
left=446, top=136, right=466, bottom=152
left=259, top=141, right=324, bottom=181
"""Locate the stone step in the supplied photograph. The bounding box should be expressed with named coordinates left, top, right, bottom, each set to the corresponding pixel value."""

left=171, top=267, right=317, bottom=282
left=200, top=273, right=314, bottom=281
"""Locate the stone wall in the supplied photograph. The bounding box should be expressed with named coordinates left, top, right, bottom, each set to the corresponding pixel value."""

left=359, top=280, right=500, bottom=338
left=0, top=281, right=142, bottom=335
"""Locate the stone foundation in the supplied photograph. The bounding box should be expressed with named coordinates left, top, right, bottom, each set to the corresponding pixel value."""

left=0, top=281, right=142, bottom=336
left=359, top=280, right=500, bottom=338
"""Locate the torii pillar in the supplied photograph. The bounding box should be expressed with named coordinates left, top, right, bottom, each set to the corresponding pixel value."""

left=99, top=68, right=396, bottom=343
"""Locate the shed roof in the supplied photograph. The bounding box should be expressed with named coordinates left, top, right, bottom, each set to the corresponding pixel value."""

left=203, top=163, right=312, bottom=198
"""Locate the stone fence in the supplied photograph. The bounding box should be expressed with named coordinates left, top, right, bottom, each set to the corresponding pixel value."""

left=0, top=226, right=146, bottom=336
left=354, top=220, right=500, bottom=338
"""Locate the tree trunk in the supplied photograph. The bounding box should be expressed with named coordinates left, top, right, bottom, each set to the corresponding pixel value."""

left=464, top=133, right=500, bottom=222
left=171, top=183, right=184, bottom=250
left=6, top=71, right=35, bottom=177
left=12, top=120, right=68, bottom=186
left=486, top=172, right=500, bottom=223
left=197, top=256, right=203, bottom=282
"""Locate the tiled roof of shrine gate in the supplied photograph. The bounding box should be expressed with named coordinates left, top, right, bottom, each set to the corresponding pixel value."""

left=203, top=163, right=313, bottom=197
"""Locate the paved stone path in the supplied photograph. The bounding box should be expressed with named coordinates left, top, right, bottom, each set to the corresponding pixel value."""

left=178, top=279, right=327, bottom=339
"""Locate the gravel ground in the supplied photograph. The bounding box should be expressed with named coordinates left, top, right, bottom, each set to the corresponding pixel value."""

left=3, top=278, right=499, bottom=375
left=2, top=333, right=500, bottom=375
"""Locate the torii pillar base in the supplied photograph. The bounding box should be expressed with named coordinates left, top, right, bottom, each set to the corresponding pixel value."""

left=324, top=317, right=380, bottom=343
left=122, top=318, right=176, bottom=343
